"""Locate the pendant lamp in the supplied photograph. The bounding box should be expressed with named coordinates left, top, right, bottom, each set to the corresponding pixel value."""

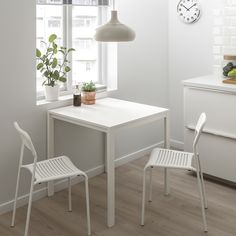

left=94, top=0, right=135, bottom=42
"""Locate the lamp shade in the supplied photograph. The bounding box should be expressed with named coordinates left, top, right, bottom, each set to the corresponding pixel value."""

left=94, top=11, right=136, bottom=42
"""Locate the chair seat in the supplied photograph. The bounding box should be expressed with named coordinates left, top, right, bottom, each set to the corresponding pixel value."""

left=23, top=156, right=85, bottom=184
left=146, top=148, right=195, bottom=171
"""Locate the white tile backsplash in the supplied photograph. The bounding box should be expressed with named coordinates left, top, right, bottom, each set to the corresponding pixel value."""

left=213, top=0, right=236, bottom=67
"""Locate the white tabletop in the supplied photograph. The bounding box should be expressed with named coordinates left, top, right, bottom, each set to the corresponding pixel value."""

left=49, top=97, right=168, bottom=130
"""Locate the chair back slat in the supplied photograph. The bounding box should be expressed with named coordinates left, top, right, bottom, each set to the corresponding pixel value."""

left=193, top=113, right=207, bottom=152
left=14, top=122, right=37, bottom=158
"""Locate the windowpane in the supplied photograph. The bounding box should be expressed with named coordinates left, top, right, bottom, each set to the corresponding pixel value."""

left=72, top=6, right=98, bottom=84
left=36, top=5, right=63, bottom=93
left=36, top=3, right=108, bottom=98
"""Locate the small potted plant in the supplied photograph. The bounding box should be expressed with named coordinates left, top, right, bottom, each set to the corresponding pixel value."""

left=36, top=34, right=75, bottom=101
left=82, top=81, right=96, bottom=105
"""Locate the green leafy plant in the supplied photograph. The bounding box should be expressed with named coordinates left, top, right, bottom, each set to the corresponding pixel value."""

left=82, top=81, right=96, bottom=92
left=36, top=34, right=75, bottom=87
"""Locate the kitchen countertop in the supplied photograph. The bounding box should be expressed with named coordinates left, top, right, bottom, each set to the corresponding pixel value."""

left=182, top=74, right=236, bottom=94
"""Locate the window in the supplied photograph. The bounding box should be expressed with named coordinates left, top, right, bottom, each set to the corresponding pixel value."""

left=36, top=0, right=110, bottom=98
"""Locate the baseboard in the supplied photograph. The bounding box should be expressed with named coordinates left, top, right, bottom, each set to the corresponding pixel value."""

left=170, top=139, right=184, bottom=150
left=114, top=141, right=163, bottom=167
left=0, top=165, right=104, bottom=215
left=0, top=140, right=165, bottom=215
left=0, top=187, right=48, bottom=216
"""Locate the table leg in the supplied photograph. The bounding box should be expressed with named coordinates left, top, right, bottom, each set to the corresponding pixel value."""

left=164, top=113, right=170, bottom=195
left=104, top=135, right=107, bottom=173
left=47, top=113, right=55, bottom=197
left=164, top=113, right=170, bottom=149
left=106, top=131, right=115, bottom=227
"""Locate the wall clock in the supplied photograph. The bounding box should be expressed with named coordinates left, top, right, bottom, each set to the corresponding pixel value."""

left=177, top=0, right=201, bottom=24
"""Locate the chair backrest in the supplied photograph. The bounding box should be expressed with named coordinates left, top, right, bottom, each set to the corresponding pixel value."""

left=14, top=122, right=37, bottom=158
left=193, top=113, right=207, bottom=153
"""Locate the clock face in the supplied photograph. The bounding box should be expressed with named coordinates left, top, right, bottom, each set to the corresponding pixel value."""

left=177, top=0, right=201, bottom=24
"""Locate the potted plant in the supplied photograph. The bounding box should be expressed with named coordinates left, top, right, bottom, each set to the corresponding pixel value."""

left=82, top=81, right=96, bottom=105
left=36, top=34, right=75, bottom=101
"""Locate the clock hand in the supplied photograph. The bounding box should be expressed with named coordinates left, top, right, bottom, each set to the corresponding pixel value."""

left=181, top=4, right=189, bottom=11
left=187, top=3, right=197, bottom=10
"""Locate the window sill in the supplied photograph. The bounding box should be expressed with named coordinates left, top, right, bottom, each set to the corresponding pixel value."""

left=37, top=90, right=108, bottom=109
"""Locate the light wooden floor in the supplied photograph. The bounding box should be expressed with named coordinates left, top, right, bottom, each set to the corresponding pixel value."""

left=1, top=156, right=236, bottom=236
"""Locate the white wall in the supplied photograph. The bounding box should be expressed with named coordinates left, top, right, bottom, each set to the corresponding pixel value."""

left=115, top=0, right=168, bottom=107
left=0, top=0, right=169, bottom=211
left=0, top=0, right=51, bottom=209
left=168, top=0, right=217, bottom=144
left=0, top=0, right=37, bottom=206
left=113, top=0, right=169, bottom=157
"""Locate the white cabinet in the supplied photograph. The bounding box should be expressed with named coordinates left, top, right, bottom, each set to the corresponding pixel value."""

left=183, top=75, right=236, bottom=183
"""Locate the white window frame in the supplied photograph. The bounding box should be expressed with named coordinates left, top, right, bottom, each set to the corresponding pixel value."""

left=36, top=4, right=109, bottom=100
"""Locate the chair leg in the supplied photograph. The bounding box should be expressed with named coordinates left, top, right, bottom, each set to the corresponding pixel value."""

left=84, top=175, right=91, bottom=236
left=24, top=180, right=35, bottom=236
left=11, top=167, right=22, bottom=227
left=148, top=167, right=153, bottom=202
left=164, top=168, right=170, bottom=195
left=196, top=171, right=208, bottom=232
left=68, top=178, right=72, bottom=212
left=200, top=170, right=207, bottom=209
left=141, top=168, right=147, bottom=226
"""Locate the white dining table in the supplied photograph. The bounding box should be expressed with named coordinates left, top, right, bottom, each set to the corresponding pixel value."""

left=47, top=97, right=170, bottom=227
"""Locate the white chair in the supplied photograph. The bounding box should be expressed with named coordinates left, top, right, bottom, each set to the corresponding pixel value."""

left=141, top=113, right=208, bottom=232
left=11, top=122, right=91, bottom=236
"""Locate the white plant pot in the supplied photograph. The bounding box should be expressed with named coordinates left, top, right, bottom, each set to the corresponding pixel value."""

left=45, top=84, right=59, bottom=101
